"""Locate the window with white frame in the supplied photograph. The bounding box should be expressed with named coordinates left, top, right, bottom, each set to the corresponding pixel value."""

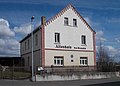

left=81, top=35, right=86, bottom=45
left=80, top=57, right=88, bottom=66
left=73, top=18, right=77, bottom=26
left=35, top=34, right=38, bottom=46
left=55, top=33, right=60, bottom=43
left=64, top=17, right=68, bottom=25
left=54, top=56, right=64, bottom=66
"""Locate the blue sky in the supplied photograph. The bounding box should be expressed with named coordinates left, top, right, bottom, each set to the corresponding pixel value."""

left=0, top=0, right=120, bottom=61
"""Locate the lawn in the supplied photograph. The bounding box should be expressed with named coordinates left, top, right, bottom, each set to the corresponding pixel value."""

left=0, top=71, right=31, bottom=80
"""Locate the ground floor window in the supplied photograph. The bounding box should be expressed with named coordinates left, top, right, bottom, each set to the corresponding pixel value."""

left=80, top=57, right=88, bottom=66
left=28, top=56, right=29, bottom=66
left=54, top=56, right=64, bottom=66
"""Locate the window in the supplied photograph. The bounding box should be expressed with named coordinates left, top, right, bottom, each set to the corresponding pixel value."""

left=28, top=40, right=29, bottom=49
left=35, top=34, right=38, bottom=46
left=71, top=60, right=74, bottom=62
left=73, top=19, right=77, bottom=26
left=80, top=57, right=88, bottom=66
left=25, top=42, right=27, bottom=51
left=54, top=56, right=64, bottom=66
left=64, top=17, right=68, bottom=25
left=28, top=56, right=29, bottom=66
left=71, top=55, right=74, bottom=62
left=71, top=55, right=73, bottom=58
left=81, top=35, right=86, bottom=45
left=55, top=33, right=60, bottom=43
left=22, top=46, right=24, bottom=52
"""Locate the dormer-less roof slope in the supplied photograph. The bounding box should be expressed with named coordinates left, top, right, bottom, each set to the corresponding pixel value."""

left=45, top=4, right=95, bottom=33
left=20, top=26, right=41, bottom=43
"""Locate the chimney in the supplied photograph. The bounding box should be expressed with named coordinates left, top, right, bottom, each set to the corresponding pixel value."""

left=41, top=16, right=46, bottom=25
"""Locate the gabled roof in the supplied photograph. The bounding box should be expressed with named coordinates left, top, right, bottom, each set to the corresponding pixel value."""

left=45, top=4, right=96, bottom=33
left=20, top=4, right=96, bottom=43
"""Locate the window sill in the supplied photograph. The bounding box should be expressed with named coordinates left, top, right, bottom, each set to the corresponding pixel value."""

left=64, top=24, right=78, bottom=27
left=79, top=65, right=88, bottom=67
left=54, top=42, right=61, bottom=44
left=81, top=44, right=87, bottom=46
left=64, top=24, right=69, bottom=26
left=53, top=65, right=64, bottom=67
left=73, top=25, right=78, bottom=27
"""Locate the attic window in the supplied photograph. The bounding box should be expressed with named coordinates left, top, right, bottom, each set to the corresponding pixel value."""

left=73, top=19, right=77, bottom=26
left=64, top=17, right=68, bottom=25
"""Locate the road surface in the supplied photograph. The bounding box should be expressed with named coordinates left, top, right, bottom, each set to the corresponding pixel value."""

left=0, top=77, right=120, bottom=86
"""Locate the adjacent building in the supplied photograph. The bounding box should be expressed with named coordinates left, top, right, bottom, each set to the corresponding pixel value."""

left=20, top=4, right=96, bottom=71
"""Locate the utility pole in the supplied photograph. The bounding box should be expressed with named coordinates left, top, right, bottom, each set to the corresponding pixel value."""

left=31, top=16, right=35, bottom=81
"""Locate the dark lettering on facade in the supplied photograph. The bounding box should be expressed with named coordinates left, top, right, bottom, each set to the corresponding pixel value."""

left=55, top=45, right=86, bottom=50
left=74, top=47, right=86, bottom=49
left=55, top=45, right=72, bottom=49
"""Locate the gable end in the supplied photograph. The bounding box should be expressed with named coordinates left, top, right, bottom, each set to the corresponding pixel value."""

left=44, top=4, right=96, bottom=33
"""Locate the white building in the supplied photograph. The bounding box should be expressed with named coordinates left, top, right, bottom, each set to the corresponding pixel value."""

left=20, top=4, right=96, bottom=71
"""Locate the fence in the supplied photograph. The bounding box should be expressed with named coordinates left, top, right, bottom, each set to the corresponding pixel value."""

left=0, top=66, right=31, bottom=80
left=96, top=62, right=120, bottom=72
left=35, top=66, right=96, bottom=75
left=35, top=66, right=120, bottom=81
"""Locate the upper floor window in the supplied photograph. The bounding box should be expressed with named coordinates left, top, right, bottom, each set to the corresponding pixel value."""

left=28, top=39, right=29, bottom=49
left=35, top=34, right=38, bottom=46
left=25, top=41, right=27, bottom=51
left=64, top=17, right=68, bottom=25
left=73, top=19, right=77, bottom=26
left=81, top=35, right=86, bottom=45
left=55, top=33, right=60, bottom=43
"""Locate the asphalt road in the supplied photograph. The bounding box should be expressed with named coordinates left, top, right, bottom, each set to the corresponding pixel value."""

left=84, top=81, right=120, bottom=86
left=0, top=77, right=120, bottom=86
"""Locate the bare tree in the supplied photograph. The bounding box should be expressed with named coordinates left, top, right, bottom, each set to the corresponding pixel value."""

left=97, top=41, right=115, bottom=72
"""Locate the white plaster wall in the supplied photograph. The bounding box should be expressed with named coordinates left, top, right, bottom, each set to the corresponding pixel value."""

left=45, top=50, right=94, bottom=66
left=36, top=72, right=120, bottom=81
left=45, top=8, right=94, bottom=51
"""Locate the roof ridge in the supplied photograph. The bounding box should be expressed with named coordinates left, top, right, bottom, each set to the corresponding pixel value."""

left=45, top=4, right=73, bottom=26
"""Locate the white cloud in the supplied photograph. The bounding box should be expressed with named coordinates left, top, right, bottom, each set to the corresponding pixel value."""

left=0, top=38, right=20, bottom=57
left=84, top=17, right=120, bottom=61
left=0, top=18, right=35, bottom=57
left=84, top=17, right=106, bottom=42
left=0, top=18, right=15, bottom=38
left=0, top=18, right=20, bottom=57
left=96, top=30, right=103, bottom=36
left=96, top=30, right=106, bottom=42
left=115, top=37, right=120, bottom=43
left=105, top=46, right=117, bottom=57
left=0, top=39, right=5, bottom=47
left=96, top=45, right=120, bottom=61
left=84, top=17, right=92, bottom=25
left=14, top=23, right=31, bottom=35
left=108, top=18, right=120, bottom=23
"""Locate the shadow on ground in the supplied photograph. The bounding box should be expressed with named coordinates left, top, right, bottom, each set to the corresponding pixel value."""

left=83, top=81, right=120, bottom=86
